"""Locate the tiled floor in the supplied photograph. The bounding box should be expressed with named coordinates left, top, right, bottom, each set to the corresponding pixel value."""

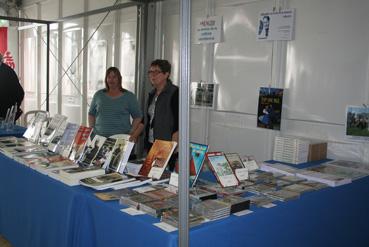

left=0, top=235, right=12, bottom=247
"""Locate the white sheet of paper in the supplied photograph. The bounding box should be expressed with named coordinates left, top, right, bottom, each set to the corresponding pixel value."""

left=121, top=207, right=145, bottom=216
left=234, top=209, right=253, bottom=216
left=153, top=222, right=178, bottom=232
left=262, top=203, right=276, bottom=208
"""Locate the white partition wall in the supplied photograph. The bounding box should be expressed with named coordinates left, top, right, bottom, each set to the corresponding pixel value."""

left=159, top=0, right=369, bottom=162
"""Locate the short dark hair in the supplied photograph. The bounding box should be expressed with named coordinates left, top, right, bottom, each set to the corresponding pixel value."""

left=104, top=67, right=123, bottom=91
left=150, top=59, right=171, bottom=75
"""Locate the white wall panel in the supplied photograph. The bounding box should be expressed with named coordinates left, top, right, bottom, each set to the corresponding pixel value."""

left=214, top=0, right=274, bottom=113
left=285, top=0, right=369, bottom=124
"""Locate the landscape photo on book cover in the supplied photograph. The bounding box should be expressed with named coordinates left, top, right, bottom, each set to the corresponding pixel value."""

left=346, top=105, right=369, bottom=139
left=257, top=87, right=284, bottom=130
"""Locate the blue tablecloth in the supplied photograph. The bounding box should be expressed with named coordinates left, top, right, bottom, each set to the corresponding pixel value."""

left=0, top=125, right=26, bottom=138
left=1, top=154, right=369, bottom=247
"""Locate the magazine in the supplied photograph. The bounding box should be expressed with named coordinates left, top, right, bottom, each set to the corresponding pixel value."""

left=54, top=123, right=80, bottom=157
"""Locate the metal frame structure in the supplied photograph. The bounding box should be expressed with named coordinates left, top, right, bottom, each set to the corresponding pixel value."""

left=0, top=15, right=55, bottom=111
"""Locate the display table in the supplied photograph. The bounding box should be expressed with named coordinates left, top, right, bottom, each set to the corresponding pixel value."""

left=0, top=125, right=26, bottom=138
left=0, top=154, right=369, bottom=247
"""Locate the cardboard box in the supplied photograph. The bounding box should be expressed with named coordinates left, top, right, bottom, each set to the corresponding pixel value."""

left=308, top=142, right=327, bottom=161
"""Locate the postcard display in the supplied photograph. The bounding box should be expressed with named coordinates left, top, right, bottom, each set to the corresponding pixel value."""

left=1, top=113, right=369, bottom=232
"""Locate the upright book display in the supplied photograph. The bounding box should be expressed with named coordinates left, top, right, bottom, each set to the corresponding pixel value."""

left=206, top=152, right=239, bottom=187
left=139, top=140, right=177, bottom=179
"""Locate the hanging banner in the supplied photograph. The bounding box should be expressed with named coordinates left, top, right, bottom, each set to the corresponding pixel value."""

left=0, top=27, right=16, bottom=69
left=0, top=27, right=7, bottom=54
left=257, top=9, right=295, bottom=41
left=194, top=16, right=223, bottom=44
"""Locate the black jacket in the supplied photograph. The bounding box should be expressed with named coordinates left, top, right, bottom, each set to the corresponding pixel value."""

left=0, top=63, right=24, bottom=120
left=144, top=79, right=179, bottom=148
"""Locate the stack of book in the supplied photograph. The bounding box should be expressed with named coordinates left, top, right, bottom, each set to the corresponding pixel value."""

left=192, top=199, right=231, bottom=221
left=79, top=172, right=136, bottom=190
left=273, top=136, right=310, bottom=164
left=161, top=208, right=205, bottom=228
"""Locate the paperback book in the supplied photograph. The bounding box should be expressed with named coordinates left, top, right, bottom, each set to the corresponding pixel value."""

left=79, top=172, right=136, bottom=190
left=139, top=139, right=177, bottom=179
left=48, top=120, right=68, bottom=152
left=206, top=152, right=239, bottom=187
left=55, top=123, right=80, bottom=157
left=105, top=135, right=135, bottom=174
left=23, top=111, right=49, bottom=143
left=40, top=114, right=68, bottom=145
left=257, top=87, right=284, bottom=130
left=78, top=135, right=106, bottom=167
left=68, top=126, right=93, bottom=161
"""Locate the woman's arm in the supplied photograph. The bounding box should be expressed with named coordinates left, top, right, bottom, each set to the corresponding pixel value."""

left=129, top=117, right=144, bottom=143
left=88, top=114, right=96, bottom=128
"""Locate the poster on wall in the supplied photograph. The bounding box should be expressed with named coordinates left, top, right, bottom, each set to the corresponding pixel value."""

left=190, top=82, right=218, bottom=109
left=346, top=105, right=369, bottom=140
left=257, top=87, right=284, bottom=130
left=257, top=9, right=295, bottom=41
left=194, top=16, right=223, bottom=44
left=0, top=26, right=16, bottom=69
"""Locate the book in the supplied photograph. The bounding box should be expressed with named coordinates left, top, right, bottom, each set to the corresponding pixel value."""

left=225, top=153, right=249, bottom=181
left=23, top=111, right=49, bottom=143
left=139, top=140, right=177, bottom=179
left=78, top=135, right=106, bottom=167
left=206, top=152, right=239, bottom=187
left=327, top=160, right=369, bottom=175
left=91, top=137, right=117, bottom=168
left=55, top=123, right=80, bottom=157
left=189, top=142, right=208, bottom=187
left=257, top=87, right=284, bottom=130
left=48, top=120, right=68, bottom=152
left=68, top=126, right=93, bottom=161
left=79, top=172, right=136, bottom=190
left=218, top=195, right=250, bottom=214
left=140, top=199, right=176, bottom=218
left=105, top=135, right=135, bottom=174
left=94, top=188, right=139, bottom=201
left=55, top=166, right=105, bottom=186
left=40, top=114, right=68, bottom=145
left=295, top=169, right=351, bottom=187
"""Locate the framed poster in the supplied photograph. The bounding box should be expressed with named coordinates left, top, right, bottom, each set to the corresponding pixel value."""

left=257, top=87, right=284, bottom=130
left=190, top=82, right=218, bottom=109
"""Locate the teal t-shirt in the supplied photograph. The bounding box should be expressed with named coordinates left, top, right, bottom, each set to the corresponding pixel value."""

left=88, top=89, right=142, bottom=137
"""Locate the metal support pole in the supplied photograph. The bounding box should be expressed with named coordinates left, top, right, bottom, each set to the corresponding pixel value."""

left=179, top=0, right=191, bottom=246
left=46, top=23, right=50, bottom=112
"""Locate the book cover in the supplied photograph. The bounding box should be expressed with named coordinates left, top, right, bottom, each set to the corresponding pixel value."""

left=48, top=120, right=68, bottom=152
left=139, top=140, right=177, bottom=179
left=23, top=111, right=49, bottom=143
left=206, top=152, right=239, bottom=187
left=78, top=135, right=106, bottom=167
left=189, top=142, right=208, bottom=187
left=68, top=126, right=93, bottom=161
left=91, top=137, right=117, bottom=168
left=105, top=135, right=134, bottom=173
left=55, top=123, right=80, bottom=157
left=40, top=114, right=68, bottom=145
left=257, top=87, right=284, bottom=130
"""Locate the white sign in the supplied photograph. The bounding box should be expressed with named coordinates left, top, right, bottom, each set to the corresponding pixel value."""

left=195, top=16, right=223, bottom=44
left=257, top=9, right=295, bottom=41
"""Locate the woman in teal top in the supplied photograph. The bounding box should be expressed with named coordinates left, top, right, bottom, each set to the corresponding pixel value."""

left=88, top=67, right=143, bottom=142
